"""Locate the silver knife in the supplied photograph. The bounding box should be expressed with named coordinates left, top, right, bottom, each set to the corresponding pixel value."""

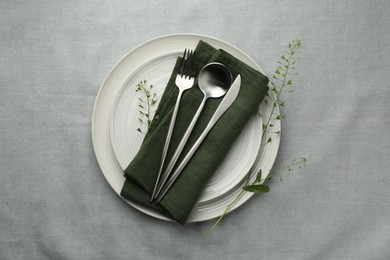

left=155, top=75, right=241, bottom=203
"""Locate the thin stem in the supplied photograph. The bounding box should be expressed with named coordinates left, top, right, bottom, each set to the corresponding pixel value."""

left=136, top=80, right=157, bottom=133
left=262, top=48, right=292, bottom=138
left=139, top=83, right=151, bottom=128
left=263, top=157, right=307, bottom=181
left=204, top=189, right=246, bottom=235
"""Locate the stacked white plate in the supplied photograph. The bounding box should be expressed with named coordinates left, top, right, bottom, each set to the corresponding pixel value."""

left=92, top=34, right=280, bottom=222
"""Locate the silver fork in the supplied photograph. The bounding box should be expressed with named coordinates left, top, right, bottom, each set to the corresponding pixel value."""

left=151, top=49, right=196, bottom=201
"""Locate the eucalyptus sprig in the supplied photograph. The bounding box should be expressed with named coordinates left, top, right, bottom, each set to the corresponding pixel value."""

left=205, top=157, right=307, bottom=234
left=205, top=39, right=306, bottom=234
left=135, top=80, right=158, bottom=134
left=262, top=39, right=302, bottom=138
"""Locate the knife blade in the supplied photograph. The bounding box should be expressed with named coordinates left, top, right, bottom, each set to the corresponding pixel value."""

left=155, top=75, right=241, bottom=203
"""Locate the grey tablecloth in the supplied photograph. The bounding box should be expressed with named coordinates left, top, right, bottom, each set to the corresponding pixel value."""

left=1, top=1, right=389, bottom=259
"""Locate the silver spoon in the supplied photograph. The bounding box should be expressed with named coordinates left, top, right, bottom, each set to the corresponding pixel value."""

left=153, top=62, right=232, bottom=200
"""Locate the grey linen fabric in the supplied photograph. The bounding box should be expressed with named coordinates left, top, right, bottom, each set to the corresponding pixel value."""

left=1, top=0, right=389, bottom=259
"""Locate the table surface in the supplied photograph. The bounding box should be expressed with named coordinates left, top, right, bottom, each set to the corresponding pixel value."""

left=1, top=1, right=389, bottom=259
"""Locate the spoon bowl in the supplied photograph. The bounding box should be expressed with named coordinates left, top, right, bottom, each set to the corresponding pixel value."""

left=198, top=62, right=233, bottom=98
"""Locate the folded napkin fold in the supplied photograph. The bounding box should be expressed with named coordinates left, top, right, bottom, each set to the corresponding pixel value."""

left=120, top=40, right=269, bottom=224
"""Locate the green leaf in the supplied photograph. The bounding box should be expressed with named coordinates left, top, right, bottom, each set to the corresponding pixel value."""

left=276, top=114, right=286, bottom=120
left=244, top=184, right=270, bottom=193
left=255, top=170, right=262, bottom=182
left=287, top=80, right=292, bottom=85
left=136, top=128, right=142, bottom=133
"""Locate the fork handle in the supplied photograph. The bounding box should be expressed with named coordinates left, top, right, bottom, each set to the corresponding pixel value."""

left=153, top=95, right=207, bottom=199
left=151, top=90, right=183, bottom=201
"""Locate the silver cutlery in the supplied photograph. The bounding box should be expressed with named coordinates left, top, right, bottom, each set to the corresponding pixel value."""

left=155, top=74, right=242, bottom=203
left=152, top=62, right=232, bottom=200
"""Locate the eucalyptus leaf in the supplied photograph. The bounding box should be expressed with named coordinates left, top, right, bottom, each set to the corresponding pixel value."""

left=255, top=170, right=262, bottom=182
left=244, top=184, right=270, bottom=193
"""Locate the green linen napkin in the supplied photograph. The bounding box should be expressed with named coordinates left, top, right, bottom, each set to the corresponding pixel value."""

left=120, top=40, right=269, bottom=224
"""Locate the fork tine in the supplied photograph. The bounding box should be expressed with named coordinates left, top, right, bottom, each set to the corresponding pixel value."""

left=187, top=50, right=194, bottom=78
left=190, top=51, right=196, bottom=78
left=180, top=49, right=187, bottom=77
left=186, top=50, right=195, bottom=79
left=184, top=50, right=191, bottom=79
left=185, top=50, right=192, bottom=79
left=183, top=50, right=189, bottom=78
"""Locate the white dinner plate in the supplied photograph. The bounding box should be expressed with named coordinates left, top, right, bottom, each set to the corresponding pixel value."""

left=92, top=33, right=280, bottom=222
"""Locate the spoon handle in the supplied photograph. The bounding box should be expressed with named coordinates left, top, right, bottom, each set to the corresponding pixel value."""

left=153, top=95, right=207, bottom=199
left=151, top=90, right=183, bottom=201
